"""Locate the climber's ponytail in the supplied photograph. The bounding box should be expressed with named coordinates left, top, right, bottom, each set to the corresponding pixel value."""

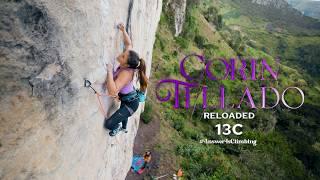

left=127, top=50, right=148, bottom=92
left=138, top=58, right=148, bottom=92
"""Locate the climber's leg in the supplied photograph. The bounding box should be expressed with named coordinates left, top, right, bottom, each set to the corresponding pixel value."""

left=121, top=99, right=139, bottom=129
left=121, top=117, right=129, bottom=130
left=104, top=103, right=130, bottom=131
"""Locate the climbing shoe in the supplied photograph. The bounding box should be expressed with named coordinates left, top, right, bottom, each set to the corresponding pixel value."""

left=121, top=127, right=128, bottom=133
left=109, top=124, right=122, bottom=136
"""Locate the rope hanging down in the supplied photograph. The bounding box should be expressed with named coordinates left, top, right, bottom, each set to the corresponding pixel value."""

left=84, top=79, right=116, bottom=117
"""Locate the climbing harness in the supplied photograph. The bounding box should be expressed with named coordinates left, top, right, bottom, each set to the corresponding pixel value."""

left=136, top=89, right=146, bottom=102
left=84, top=79, right=145, bottom=117
left=119, top=88, right=146, bottom=103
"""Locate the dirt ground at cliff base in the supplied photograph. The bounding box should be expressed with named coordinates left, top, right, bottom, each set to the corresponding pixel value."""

left=125, top=113, right=160, bottom=180
left=126, top=77, right=180, bottom=180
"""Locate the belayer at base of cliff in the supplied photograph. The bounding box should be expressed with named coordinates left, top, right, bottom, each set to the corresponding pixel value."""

left=103, top=23, right=148, bottom=136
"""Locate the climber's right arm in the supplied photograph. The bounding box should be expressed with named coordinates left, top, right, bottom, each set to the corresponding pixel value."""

left=106, top=64, right=119, bottom=97
left=118, top=23, right=132, bottom=50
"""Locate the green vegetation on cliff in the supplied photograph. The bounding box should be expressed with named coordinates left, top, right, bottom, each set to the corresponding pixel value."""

left=151, top=0, right=320, bottom=179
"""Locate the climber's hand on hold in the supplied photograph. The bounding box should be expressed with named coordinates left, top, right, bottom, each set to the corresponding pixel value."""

left=106, top=63, right=113, bottom=72
left=118, top=23, right=132, bottom=50
left=118, top=23, right=125, bottom=32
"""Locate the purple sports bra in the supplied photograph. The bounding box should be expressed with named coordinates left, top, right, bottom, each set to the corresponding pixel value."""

left=113, top=66, right=137, bottom=94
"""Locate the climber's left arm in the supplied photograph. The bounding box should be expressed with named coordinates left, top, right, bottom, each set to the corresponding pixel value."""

left=118, top=23, right=132, bottom=50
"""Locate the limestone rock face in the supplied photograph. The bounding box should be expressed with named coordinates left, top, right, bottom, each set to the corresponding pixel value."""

left=0, top=0, right=162, bottom=179
left=167, top=0, right=187, bottom=37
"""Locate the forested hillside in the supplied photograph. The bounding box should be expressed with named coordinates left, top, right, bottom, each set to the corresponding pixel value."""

left=148, top=0, right=320, bottom=179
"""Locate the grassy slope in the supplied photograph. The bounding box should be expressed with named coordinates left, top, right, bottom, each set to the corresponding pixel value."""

left=149, top=0, right=320, bottom=179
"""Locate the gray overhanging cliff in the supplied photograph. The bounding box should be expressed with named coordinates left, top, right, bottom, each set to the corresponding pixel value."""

left=0, top=0, right=162, bottom=179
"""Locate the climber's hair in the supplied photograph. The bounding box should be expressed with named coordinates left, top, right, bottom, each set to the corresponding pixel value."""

left=127, top=50, right=148, bottom=92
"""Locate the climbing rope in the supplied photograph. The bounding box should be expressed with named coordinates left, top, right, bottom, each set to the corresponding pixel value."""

left=84, top=79, right=117, bottom=117
left=151, top=174, right=169, bottom=180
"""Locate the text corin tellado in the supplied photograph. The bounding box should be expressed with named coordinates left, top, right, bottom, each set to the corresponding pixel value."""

left=155, top=54, right=304, bottom=110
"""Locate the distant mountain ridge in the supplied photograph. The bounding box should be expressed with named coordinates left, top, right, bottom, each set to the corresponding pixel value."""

left=252, top=0, right=289, bottom=8
left=287, top=0, right=320, bottom=19
left=227, top=0, right=320, bottom=35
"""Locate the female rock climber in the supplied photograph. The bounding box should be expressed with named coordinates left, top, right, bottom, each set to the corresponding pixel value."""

left=104, top=23, right=148, bottom=136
